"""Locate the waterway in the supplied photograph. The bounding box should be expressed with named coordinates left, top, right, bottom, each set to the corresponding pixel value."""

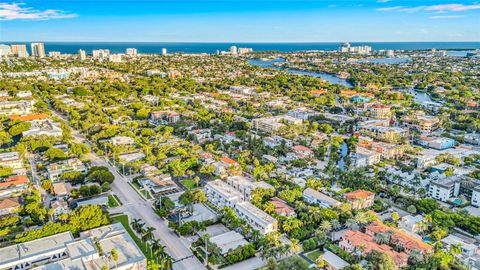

left=248, top=58, right=354, bottom=88
left=338, top=143, right=349, bottom=171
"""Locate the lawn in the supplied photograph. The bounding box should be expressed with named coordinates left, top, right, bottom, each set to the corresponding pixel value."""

left=108, top=195, right=120, bottom=207
left=140, top=190, right=152, bottom=199
left=181, top=179, right=197, bottom=189
left=305, top=249, right=323, bottom=261
left=110, top=214, right=153, bottom=260
left=112, top=194, right=123, bottom=205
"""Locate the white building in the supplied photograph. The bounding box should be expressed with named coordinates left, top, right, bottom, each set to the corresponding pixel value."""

left=109, top=54, right=122, bottom=63
left=0, top=152, right=24, bottom=169
left=204, top=180, right=243, bottom=209
left=78, top=49, right=86, bottom=60
left=234, top=201, right=278, bottom=235
left=30, top=42, right=46, bottom=58
left=0, top=223, right=146, bottom=270
left=225, top=175, right=274, bottom=200
left=303, top=188, right=341, bottom=208
left=230, top=46, right=238, bottom=55
left=110, top=136, right=135, bottom=146
left=428, top=176, right=461, bottom=202
left=92, top=49, right=110, bottom=59
left=162, top=48, right=167, bottom=56
left=125, top=48, right=137, bottom=55
left=22, top=119, right=63, bottom=138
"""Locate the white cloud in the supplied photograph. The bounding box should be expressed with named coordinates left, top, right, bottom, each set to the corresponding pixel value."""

left=377, top=3, right=480, bottom=13
left=429, top=15, right=466, bottom=19
left=0, top=2, right=77, bottom=21
left=377, top=0, right=392, bottom=3
left=376, top=6, right=404, bottom=11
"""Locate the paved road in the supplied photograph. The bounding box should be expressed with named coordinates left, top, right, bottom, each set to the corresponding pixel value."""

left=49, top=108, right=206, bottom=270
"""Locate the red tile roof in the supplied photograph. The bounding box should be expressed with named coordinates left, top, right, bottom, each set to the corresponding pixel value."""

left=10, top=113, right=49, bottom=121
left=0, top=175, right=29, bottom=189
left=345, top=190, right=375, bottom=200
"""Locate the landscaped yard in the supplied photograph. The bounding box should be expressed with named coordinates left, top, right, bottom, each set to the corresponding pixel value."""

left=140, top=189, right=152, bottom=199
left=181, top=179, right=197, bottom=189
left=110, top=214, right=153, bottom=260
left=108, top=195, right=120, bottom=207
left=305, top=249, right=323, bottom=261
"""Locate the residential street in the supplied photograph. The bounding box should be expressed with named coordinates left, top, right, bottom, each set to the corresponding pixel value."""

left=49, top=108, right=206, bottom=270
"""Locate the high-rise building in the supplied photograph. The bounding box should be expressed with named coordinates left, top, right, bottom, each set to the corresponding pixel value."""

left=126, top=48, right=137, bottom=55
left=339, top=42, right=372, bottom=54
left=108, top=54, right=122, bottom=63
left=10, top=44, right=29, bottom=57
left=78, top=49, right=86, bottom=60
left=162, top=48, right=167, bottom=56
left=238, top=47, right=253, bottom=55
left=31, top=42, right=46, bottom=57
left=92, top=49, right=110, bottom=59
left=0, top=44, right=11, bottom=57
left=230, top=46, right=238, bottom=55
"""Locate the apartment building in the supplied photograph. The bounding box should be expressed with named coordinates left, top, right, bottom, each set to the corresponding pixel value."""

left=359, top=120, right=409, bottom=143
left=428, top=176, right=461, bottom=202
left=204, top=180, right=243, bottom=209
left=150, top=111, right=180, bottom=124
left=234, top=201, right=278, bottom=235
left=109, top=135, right=134, bottom=146
left=402, top=112, right=440, bottom=133
left=418, top=136, right=455, bottom=150
left=286, top=107, right=319, bottom=120
left=369, top=104, right=392, bottom=119
left=22, top=119, right=63, bottom=138
left=251, top=115, right=302, bottom=134
left=303, top=188, right=341, bottom=208
left=355, top=147, right=381, bottom=167
left=46, top=158, right=87, bottom=181
left=0, top=152, right=24, bottom=169
left=0, top=223, right=146, bottom=270
left=0, top=100, right=34, bottom=116
left=225, top=175, right=274, bottom=200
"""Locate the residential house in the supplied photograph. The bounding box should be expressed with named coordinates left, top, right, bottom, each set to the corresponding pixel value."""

left=292, top=145, right=314, bottom=159
left=0, top=197, right=20, bottom=216
left=339, top=230, right=409, bottom=268
left=270, top=197, right=295, bottom=217
left=365, top=220, right=433, bottom=255
left=345, top=190, right=375, bottom=210
left=50, top=200, right=70, bottom=220
left=0, top=175, right=29, bottom=197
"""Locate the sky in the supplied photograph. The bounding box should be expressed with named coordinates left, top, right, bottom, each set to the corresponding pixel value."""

left=0, top=0, right=479, bottom=42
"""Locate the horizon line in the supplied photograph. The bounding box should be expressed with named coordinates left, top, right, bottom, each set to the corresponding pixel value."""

left=2, top=40, right=480, bottom=44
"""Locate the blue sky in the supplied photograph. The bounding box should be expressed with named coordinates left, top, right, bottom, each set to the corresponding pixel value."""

left=0, top=0, right=479, bottom=42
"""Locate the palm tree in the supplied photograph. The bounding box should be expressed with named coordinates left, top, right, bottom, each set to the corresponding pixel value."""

left=150, top=239, right=164, bottom=263
left=266, top=257, right=277, bottom=270
left=161, top=254, right=173, bottom=270
left=130, top=218, right=142, bottom=233
left=374, top=232, right=389, bottom=245
left=142, top=227, right=156, bottom=251
left=319, top=220, right=332, bottom=233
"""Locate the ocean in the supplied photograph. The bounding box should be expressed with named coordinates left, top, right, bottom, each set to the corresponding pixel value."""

left=2, top=42, right=480, bottom=54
